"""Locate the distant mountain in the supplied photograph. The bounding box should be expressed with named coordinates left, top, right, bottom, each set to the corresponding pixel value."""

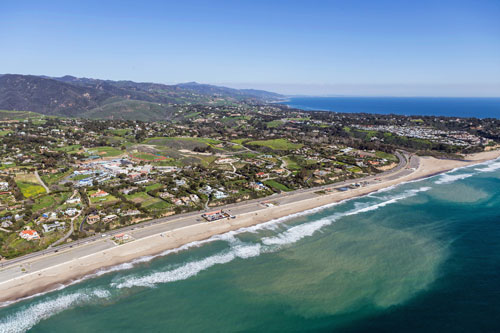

left=0, top=74, right=111, bottom=117
left=0, top=74, right=284, bottom=119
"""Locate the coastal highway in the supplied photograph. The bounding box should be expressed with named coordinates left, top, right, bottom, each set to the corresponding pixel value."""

left=0, top=151, right=416, bottom=283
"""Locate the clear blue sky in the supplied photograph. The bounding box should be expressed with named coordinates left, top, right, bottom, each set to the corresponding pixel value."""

left=1, top=0, right=499, bottom=96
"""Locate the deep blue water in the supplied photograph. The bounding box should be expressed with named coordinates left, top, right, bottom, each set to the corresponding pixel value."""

left=283, top=97, right=500, bottom=118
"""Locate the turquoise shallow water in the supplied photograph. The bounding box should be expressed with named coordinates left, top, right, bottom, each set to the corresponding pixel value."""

left=1, top=158, right=500, bottom=332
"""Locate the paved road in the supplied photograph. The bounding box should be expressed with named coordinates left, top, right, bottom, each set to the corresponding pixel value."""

left=0, top=152, right=413, bottom=282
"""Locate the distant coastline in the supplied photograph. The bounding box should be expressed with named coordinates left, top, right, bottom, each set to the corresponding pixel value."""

left=280, top=96, right=500, bottom=119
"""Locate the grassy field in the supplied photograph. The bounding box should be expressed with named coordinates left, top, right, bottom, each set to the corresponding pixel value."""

left=266, top=120, right=283, bottom=128
left=125, top=191, right=162, bottom=207
left=0, top=110, right=42, bottom=121
left=264, top=180, right=291, bottom=192
left=17, top=182, right=46, bottom=198
left=87, top=146, right=123, bottom=157
left=145, top=183, right=162, bottom=191
left=15, top=174, right=46, bottom=198
left=146, top=200, right=172, bottom=211
left=107, top=129, right=130, bottom=136
left=32, top=195, right=56, bottom=212
left=283, top=156, right=302, bottom=170
left=41, top=169, right=73, bottom=185
left=145, top=137, right=222, bottom=151
left=375, top=151, right=398, bottom=162
left=0, top=130, right=12, bottom=136
left=230, top=139, right=247, bottom=144
left=130, top=152, right=167, bottom=161
left=247, top=139, right=303, bottom=151
left=88, top=190, right=119, bottom=205
left=55, top=144, right=82, bottom=153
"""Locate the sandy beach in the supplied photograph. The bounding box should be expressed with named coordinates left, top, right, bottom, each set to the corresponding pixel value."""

left=1, top=150, right=499, bottom=304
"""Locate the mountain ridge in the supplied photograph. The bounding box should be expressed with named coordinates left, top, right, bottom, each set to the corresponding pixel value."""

left=0, top=74, right=284, bottom=119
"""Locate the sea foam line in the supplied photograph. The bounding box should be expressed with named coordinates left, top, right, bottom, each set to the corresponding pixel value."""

left=0, top=289, right=110, bottom=333
left=434, top=173, right=474, bottom=185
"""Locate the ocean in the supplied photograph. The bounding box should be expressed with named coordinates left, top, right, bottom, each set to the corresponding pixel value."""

left=282, top=97, right=500, bottom=119
left=1, top=159, right=500, bottom=332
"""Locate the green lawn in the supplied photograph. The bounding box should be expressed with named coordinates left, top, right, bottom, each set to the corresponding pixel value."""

left=0, top=130, right=11, bottom=136
left=146, top=183, right=162, bottom=191
left=375, top=151, right=398, bottom=162
left=107, top=129, right=129, bottom=136
left=88, top=190, right=119, bottom=205
left=264, top=180, right=291, bottom=192
left=32, top=195, right=56, bottom=212
left=125, top=191, right=159, bottom=206
left=55, top=144, right=82, bottom=153
left=87, top=146, right=123, bottom=157
left=146, top=136, right=221, bottom=146
left=283, top=156, right=301, bottom=170
left=41, top=169, right=73, bottom=185
left=230, top=139, right=247, bottom=144
left=131, top=152, right=167, bottom=161
left=146, top=200, right=173, bottom=211
left=247, top=139, right=303, bottom=151
left=266, top=120, right=283, bottom=128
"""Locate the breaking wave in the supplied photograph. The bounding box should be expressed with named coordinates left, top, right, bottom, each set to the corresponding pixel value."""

left=0, top=289, right=110, bottom=333
left=474, top=159, right=500, bottom=173
left=113, top=242, right=263, bottom=289
left=434, top=173, right=474, bottom=185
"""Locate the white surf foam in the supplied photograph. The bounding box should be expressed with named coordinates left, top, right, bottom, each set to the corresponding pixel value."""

left=434, top=173, right=474, bottom=185
left=262, top=217, right=334, bottom=246
left=474, top=160, right=500, bottom=173
left=114, top=243, right=262, bottom=289
left=0, top=289, right=110, bottom=333
left=262, top=186, right=431, bottom=247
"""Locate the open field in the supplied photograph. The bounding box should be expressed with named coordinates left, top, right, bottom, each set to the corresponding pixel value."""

left=55, top=144, right=82, bottom=154
left=266, top=120, right=283, bottom=128
left=87, top=146, right=123, bottom=157
left=0, top=110, right=42, bottom=121
left=145, top=137, right=222, bottom=150
left=264, top=179, right=292, bottom=192
left=16, top=182, right=46, bottom=198
left=375, top=151, right=398, bottom=162
left=247, top=138, right=303, bottom=150
left=15, top=174, right=46, bottom=198
left=88, top=190, right=119, bottom=205
left=41, top=169, right=73, bottom=185
left=125, top=191, right=167, bottom=210
left=130, top=152, right=168, bottom=161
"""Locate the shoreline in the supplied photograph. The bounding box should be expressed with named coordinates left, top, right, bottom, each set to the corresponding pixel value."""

left=1, top=150, right=499, bottom=305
